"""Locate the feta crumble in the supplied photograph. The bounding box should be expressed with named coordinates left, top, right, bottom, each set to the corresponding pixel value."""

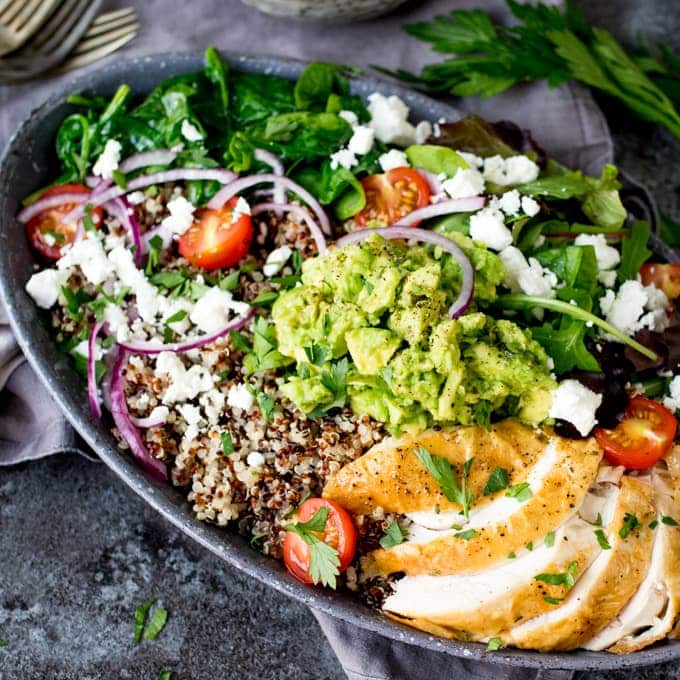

left=154, top=352, right=213, bottom=404
left=263, top=245, right=293, bottom=277
left=177, top=402, right=203, bottom=426
left=599, top=280, right=669, bottom=337
left=367, top=92, right=430, bottom=147
left=92, top=139, right=122, bottom=179
left=521, top=195, right=540, bottom=217
left=549, top=379, right=602, bottom=436
left=574, top=234, right=620, bottom=272
left=127, top=190, right=146, bottom=205
left=232, top=196, right=251, bottom=220
left=190, top=287, right=250, bottom=334
left=330, top=148, right=357, bottom=171
left=498, top=189, right=521, bottom=216
left=181, top=119, right=203, bottom=142
left=663, top=376, right=680, bottom=412
left=25, top=268, right=66, bottom=308
left=441, top=168, right=485, bottom=200
left=347, top=125, right=375, bottom=156
left=469, top=206, right=513, bottom=251
left=338, top=110, right=359, bottom=127
left=378, top=149, right=409, bottom=172
left=458, top=151, right=484, bottom=169
left=500, top=246, right=557, bottom=298
left=57, top=236, right=114, bottom=286
left=161, top=196, right=196, bottom=235
left=483, top=154, right=539, bottom=186
left=246, top=450, right=265, bottom=469
left=227, top=383, right=254, bottom=412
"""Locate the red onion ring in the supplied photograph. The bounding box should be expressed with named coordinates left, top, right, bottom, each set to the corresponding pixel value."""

left=392, top=197, right=485, bottom=227
left=63, top=168, right=238, bottom=223
left=254, top=149, right=285, bottom=207
left=251, top=202, right=327, bottom=254
left=110, top=348, right=168, bottom=481
left=118, top=309, right=255, bottom=355
left=105, top=197, right=144, bottom=267
left=87, top=320, right=104, bottom=418
left=335, top=227, right=475, bottom=319
left=17, top=192, right=90, bottom=223
left=119, top=149, right=178, bottom=174
left=207, top=174, right=331, bottom=236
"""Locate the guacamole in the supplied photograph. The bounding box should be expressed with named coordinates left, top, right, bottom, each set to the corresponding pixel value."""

left=271, top=233, right=555, bottom=432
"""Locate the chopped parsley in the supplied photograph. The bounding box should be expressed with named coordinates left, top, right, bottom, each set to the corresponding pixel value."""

left=145, top=235, right=164, bottom=276
left=304, top=343, right=330, bottom=366
left=661, top=515, right=679, bottom=526
left=112, top=169, right=127, bottom=189
left=535, top=561, right=579, bottom=588
left=486, top=637, right=504, bottom=651
left=250, top=289, right=279, bottom=307
left=454, top=529, right=478, bottom=541
left=543, top=596, right=564, bottom=605
left=507, top=551, right=516, bottom=559
left=505, top=482, right=532, bottom=502
left=284, top=507, right=340, bottom=588
left=256, top=391, right=276, bottom=423
left=243, top=318, right=290, bottom=374
left=61, top=286, right=94, bottom=322
left=219, top=269, right=240, bottom=292
left=150, top=269, right=208, bottom=300
left=619, top=513, right=641, bottom=539
left=250, top=532, right=267, bottom=547
left=525, top=541, right=534, bottom=551
left=594, top=529, right=611, bottom=550
left=220, top=431, right=234, bottom=455
left=414, top=447, right=475, bottom=520
left=308, top=358, right=349, bottom=418
left=134, top=598, right=156, bottom=643
left=483, top=466, right=509, bottom=495
left=380, top=520, right=408, bottom=549
left=144, top=607, right=168, bottom=641
left=544, top=531, right=555, bottom=548
left=82, top=203, right=96, bottom=232
left=158, top=671, right=173, bottom=680
left=649, top=518, right=659, bottom=530
left=229, top=330, right=251, bottom=353
left=592, top=512, right=603, bottom=527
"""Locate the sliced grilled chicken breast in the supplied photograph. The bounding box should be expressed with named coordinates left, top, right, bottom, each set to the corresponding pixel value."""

left=504, top=476, right=656, bottom=652
left=334, top=424, right=602, bottom=577
left=383, top=513, right=601, bottom=640
left=584, top=461, right=680, bottom=653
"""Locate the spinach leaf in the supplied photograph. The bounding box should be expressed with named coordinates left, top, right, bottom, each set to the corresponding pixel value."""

left=535, top=244, right=598, bottom=293
left=294, top=62, right=350, bottom=110
left=531, top=317, right=600, bottom=373
left=618, top=220, right=652, bottom=283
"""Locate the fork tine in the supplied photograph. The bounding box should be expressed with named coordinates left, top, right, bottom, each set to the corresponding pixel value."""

left=90, top=7, right=135, bottom=26
left=8, top=0, right=45, bottom=29
left=71, top=21, right=139, bottom=55
left=29, top=0, right=80, bottom=49
left=0, top=0, right=27, bottom=23
left=56, top=28, right=137, bottom=73
left=81, top=8, right=137, bottom=40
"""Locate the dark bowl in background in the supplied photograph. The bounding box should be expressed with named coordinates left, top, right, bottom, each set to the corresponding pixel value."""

left=1, top=51, right=679, bottom=672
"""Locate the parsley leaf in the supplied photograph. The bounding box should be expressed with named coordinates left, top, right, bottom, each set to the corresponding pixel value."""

left=220, top=269, right=241, bottom=292
left=592, top=512, right=603, bottom=527
left=618, top=221, right=652, bottom=283
left=531, top=317, right=600, bottom=374
left=544, top=531, right=555, bottom=548
left=535, top=560, right=579, bottom=588
left=544, top=596, right=564, bottom=605
left=380, top=520, right=408, bottom=549
left=454, top=529, right=478, bottom=541
left=220, top=431, right=234, bottom=455
left=256, top=391, right=276, bottom=423
left=144, top=607, right=168, bottom=640
left=145, top=235, right=163, bottom=276
left=250, top=290, right=279, bottom=307
left=415, top=446, right=475, bottom=519
left=284, top=507, right=341, bottom=588
left=483, top=466, right=509, bottom=495
left=304, top=344, right=330, bottom=366
left=661, top=515, right=679, bottom=526
left=486, top=636, right=504, bottom=651
left=158, top=671, right=173, bottom=680
left=619, top=513, right=641, bottom=539
left=505, top=482, right=532, bottom=502
left=134, top=598, right=155, bottom=643
left=594, top=529, right=611, bottom=550
left=308, top=358, right=349, bottom=417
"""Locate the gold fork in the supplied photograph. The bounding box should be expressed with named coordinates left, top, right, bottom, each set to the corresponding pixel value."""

left=56, top=6, right=139, bottom=73
left=0, top=0, right=58, bottom=56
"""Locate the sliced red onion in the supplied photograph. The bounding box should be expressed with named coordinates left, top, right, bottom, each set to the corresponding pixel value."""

left=118, top=309, right=255, bottom=355
left=119, top=149, right=178, bottom=174
left=87, top=320, right=104, bottom=418
left=17, top=192, right=90, bottom=223
left=141, top=224, right=174, bottom=253
left=254, top=149, right=285, bottom=208
left=207, top=174, right=331, bottom=236
left=105, top=197, right=144, bottom=267
left=129, top=414, right=166, bottom=429
left=251, top=202, right=327, bottom=254
left=63, top=168, right=238, bottom=223
left=110, top=348, right=168, bottom=481
left=335, top=227, right=474, bottom=319
left=419, top=169, right=444, bottom=196
left=393, top=197, right=485, bottom=227
left=91, top=178, right=113, bottom=196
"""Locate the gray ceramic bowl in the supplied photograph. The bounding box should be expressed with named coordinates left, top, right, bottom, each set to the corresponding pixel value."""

left=240, top=0, right=408, bottom=21
left=1, top=52, right=679, bottom=673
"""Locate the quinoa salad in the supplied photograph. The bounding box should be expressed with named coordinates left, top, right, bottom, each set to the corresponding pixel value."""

left=20, top=48, right=680, bottom=653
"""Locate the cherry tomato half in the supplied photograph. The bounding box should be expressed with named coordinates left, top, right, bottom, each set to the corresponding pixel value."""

left=595, top=396, right=677, bottom=470
left=640, top=263, right=680, bottom=301
left=282, top=498, right=357, bottom=586
left=178, top=196, right=253, bottom=271
left=26, top=183, right=103, bottom=260
left=355, top=167, right=431, bottom=227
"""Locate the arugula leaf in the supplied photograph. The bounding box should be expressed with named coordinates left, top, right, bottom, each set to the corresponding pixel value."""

left=530, top=318, right=600, bottom=374
left=505, top=482, right=532, bottom=502
left=284, top=507, right=340, bottom=588
left=143, top=607, right=168, bottom=640
left=134, top=598, right=155, bottom=643
left=619, top=512, right=641, bottom=539
left=380, top=520, right=408, bottom=549
left=483, top=467, right=509, bottom=495
left=220, top=431, right=234, bottom=455
left=415, top=446, right=474, bottom=519
left=535, top=245, right=598, bottom=294
left=594, top=529, right=611, bottom=550
left=535, top=560, right=579, bottom=588
left=618, top=221, right=652, bottom=283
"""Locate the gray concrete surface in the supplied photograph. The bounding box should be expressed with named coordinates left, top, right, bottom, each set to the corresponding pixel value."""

left=1, top=0, right=680, bottom=678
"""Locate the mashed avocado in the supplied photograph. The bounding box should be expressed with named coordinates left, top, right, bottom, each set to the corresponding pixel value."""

left=271, top=233, right=555, bottom=432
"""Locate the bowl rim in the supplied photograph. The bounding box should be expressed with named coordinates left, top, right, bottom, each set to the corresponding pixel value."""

left=2, top=49, right=679, bottom=672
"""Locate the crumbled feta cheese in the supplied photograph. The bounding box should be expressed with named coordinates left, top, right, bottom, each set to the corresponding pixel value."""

left=663, top=376, right=680, bottom=412
left=232, top=196, right=251, bottom=220
left=154, top=352, right=213, bottom=404
left=43, top=233, right=56, bottom=247
left=190, top=287, right=249, bottom=334
left=176, top=402, right=203, bottom=426
left=521, top=195, right=541, bottom=217
left=199, top=389, right=226, bottom=424
left=57, top=236, right=114, bottom=286
left=441, top=168, right=485, bottom=200
left=92, top=139, right=122, bottom=179
left=263, top=245, right=293, bottom=277
left=483, top=154, right=539, bottom=186
left=458, top=151, right=484, bottom=169
left=414, top=121, right=432, bottom=144
left=498, top=189, right=521, bottom=216
left=348, top=125, right=375, bottom=155
left=378, top=149, right=409, bottom=172
left=161, top=196, right=196, bottom=235
left=181, top=119, right=203, bottom=142
left=574, top=234, right=620, bottom=271
left=104, top=303, right=130, bottom=342
left=367, top=93, right=415, bottom=146
left=469, top=207, right=513, bottom=251
left=227, top=383, right=254, bottom=412
left=598, top=270, right=617, bottom=288
left=599, top=280, right=669, bottom=337
left=500, top=246, right=557, bottom=298
left=338, top=110, right=359, bottom=127
left=147, top=405, right=169, bottom=423
left=549, top=379, right=603, bottom=436
left=25, top=268, right=67, bottom=308
left=246, top=450, right=265, bottom=468
left=126, top=190, right=145, bottom=206
left=330, top=148, right=357, bottom=171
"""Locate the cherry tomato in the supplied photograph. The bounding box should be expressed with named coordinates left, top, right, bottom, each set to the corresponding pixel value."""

left=595, top=396, right=677, bottom=470
left=26, top=183, right=102, bottom=259
left=640, top=263, right=680, bottom=301
left=282, top=498, right=357, bottom=586
left=178, top=197, right=253, bottom=270
left=355, top=167, right=431, bottom=227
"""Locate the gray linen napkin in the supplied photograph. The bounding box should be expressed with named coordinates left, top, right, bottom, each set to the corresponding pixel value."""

left=0, top=1, right=617, bottom=678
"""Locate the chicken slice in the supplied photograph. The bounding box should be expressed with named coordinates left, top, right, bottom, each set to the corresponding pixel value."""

left=584, top=460, right=680, bottom=653
left=503, top=476, right=656, bottom=652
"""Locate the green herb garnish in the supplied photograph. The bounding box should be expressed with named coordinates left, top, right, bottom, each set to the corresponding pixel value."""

left=483, top=467, right=509, bottom=495
left=486, top=636, right=504, bottom=651
left=143, top=607, right=168, bottom=641
left=220, top=432, right=234, bottom=455
left=454, top=529, right=478, bottom=541
left=535, top=561, right=579, bottom=588
left=134, top=598, right=155, bottom=643
left=619, top=513, right=641, bottom=539
left=380, top=520, right=408, bottom=549
left=505, top=482, right=532, bottom=502
left=594, top=529, right=611, bottom=550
